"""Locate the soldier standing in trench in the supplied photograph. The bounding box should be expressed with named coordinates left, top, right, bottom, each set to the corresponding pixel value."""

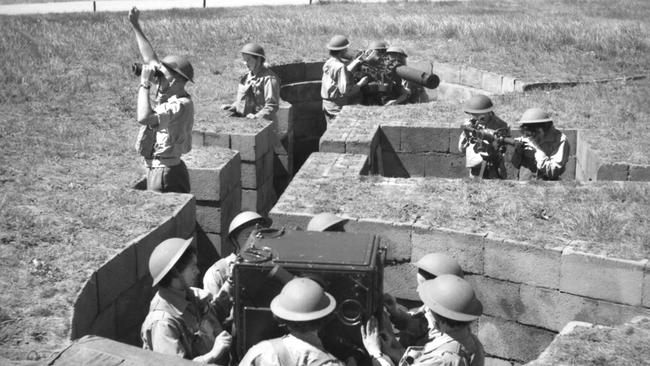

left=321, top=35, right=372, bottom=124
left=221, top=43, right=280, bottom=123
left=129, top=7, right=194, bottom=194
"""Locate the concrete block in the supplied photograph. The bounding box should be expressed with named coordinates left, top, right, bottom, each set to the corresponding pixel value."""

left=380, top=126, right=401, bottom=151
left=564, top=156, right=576, bottom=180
left=629, top=164, right=650, bottom=181
left=345, top=218, right=412, bottom=262
left=241, top=188, right=258, bottom=213
left=191, top=129, right=204, bottom=147
left=576, top=132, right=600, bottom=182
left=293, top=102, right=326, bottom=140
left=277, top=103, right=293, bottom=136
left=90, top=304, right=117, bottom=340
left=115, top=279, right=152, bottom=342
left=560, top=247, right=646, bottom=306
left=195, top=203, right=222, bottom=234
left=134, top=218, right=176, bottom=279
left=466, top=275, right=523, bottom=321
left=481, top=72, right=503, bottom=93
left=478, top=315, right=555, bottom=362
left=97, top=245, right=137, bottom=312
left=204, top=131, right=230, bottom=148
left=400, top=127, right=449, bottom=153
left=485, top=237, right=564, bottom=289
left=411, top=227, right=484, bottom=275
left=485, top=357, right=513, bottom=366
left=206, top=231, right=228, bottom=258
left=304, top=61, right=324, bottom=81
left=232, top=122, right=272, bottom=162
left=593, top=298, right=650, bottom=326
left=188, top=168, right=222, bottom=202
left=269, top=211, right=312, bottom=232
left=502, top=76, right=517, bottom=93
left=269, top=62, right=305, bottom=84
left=433, top=62, right=460, bottom=84
left=173, top=197, right=196, bottom=239
left=280, top=81, right=322, bottom=104
left=384, top=263, right=418, bottom=301
left=518, top=284, right=597, bottom=332
left=514, top=80, right=527, bottom=92
left=241, top=161, right=259, bottom=189
left=460, top=66, right=483, bottom=89
left=396, top=153, right=425, bottom=177
left=562, top=129, right=577, bottom=157
left=71, top=272, right=98, bottom=340
left=424, top=153, right=467, bottom=179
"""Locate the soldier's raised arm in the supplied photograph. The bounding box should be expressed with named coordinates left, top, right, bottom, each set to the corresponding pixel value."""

left=128, top=7, right=159, bottom=65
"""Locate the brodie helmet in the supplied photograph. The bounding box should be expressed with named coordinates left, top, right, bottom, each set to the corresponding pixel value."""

left=270, top=277, right=337, bottom=321
left=241, top=43, right=266, bottom=60
left=228, top=211, right=271, bottom=237
left=369, top=40, right=388, bottom=51
left=414, top=253, right=464, bottom=278
left=386, top=46, right=407, bottom=57
left=161, top=55, right=194, bottom=83
left=149, top=237, right=193, bottom=286
left=307, top=213, right=348, bottom=232
left=418, top=274, right=482, bottom=322
left=464, top=95, right=494, bottom=114
left=327, top=35, right=351, bottom=51
left=519, top=108, right=553, bottom=125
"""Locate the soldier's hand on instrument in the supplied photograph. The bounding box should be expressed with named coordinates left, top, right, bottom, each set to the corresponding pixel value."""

left=246, top=113, right=257, bottom=119
left=128, top=7, right=140, bottom=26
left=211, top=330, right=232, bottom=357
left=382, top=293, right=398, bottom=315
left=361, top=316, right=382, bottom=358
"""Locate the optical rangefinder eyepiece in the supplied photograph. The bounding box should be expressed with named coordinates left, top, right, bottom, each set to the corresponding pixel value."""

left=131, top=63, right=164, bottom=78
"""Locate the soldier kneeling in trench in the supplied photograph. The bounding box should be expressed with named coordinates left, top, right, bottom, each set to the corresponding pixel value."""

left=221, top=43, right=280, bottom=123
left=141, top=237, right=232, bottom=364
left=362, top=275, right=485, bottom=366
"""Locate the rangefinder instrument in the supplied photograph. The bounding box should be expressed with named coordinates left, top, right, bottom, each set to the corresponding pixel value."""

left=131, top=62, right=165, bottom=79
left=232, top=230, right=386, bottom=365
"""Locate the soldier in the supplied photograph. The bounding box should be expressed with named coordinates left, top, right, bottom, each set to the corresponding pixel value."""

left=384, top=47, right=429, bottom=106
left=221, top=43, right=280, bottom=122
left=129, top=7, right=194, bottom=193
left=511, top=108, right=570, bottom=180
left=141, top=237, right=232, bottom=364
left=203, top=211, right=272, bottom=299
left=306, top=212, right=348, bottom=232
left=369, top=40, right=389, bottom=57
left=238, top=277, right=346, bottom=366
left=383, top=253, right=464, bottom=347
left=362, top=275, right=485, bottom=366
left=458, top=95, right=510, bottom=179
left=321, top=35, right=372, bottom=123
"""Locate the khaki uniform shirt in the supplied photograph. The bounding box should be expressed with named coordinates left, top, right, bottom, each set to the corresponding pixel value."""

left=239, top=334, right=345, bottom=366
left=150, top=94, right=194, bottom=167
left=512, top=126, right=570, bottom=180
left=141, top=287, right=224, bottom=360
left=234, top=67, right=280, bottom=122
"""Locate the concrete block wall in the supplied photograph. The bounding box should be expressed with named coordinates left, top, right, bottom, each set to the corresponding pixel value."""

left=184, top=146, right=241, bottom=263
left=70, top=195, right=196, bottom=345
left=269, top=152, right=650, bottom=364
left=432, top=61, right=526, bottom=101
left=193, top=118, right=277, bottom=215
left=575, top=130, right=650, bottom=181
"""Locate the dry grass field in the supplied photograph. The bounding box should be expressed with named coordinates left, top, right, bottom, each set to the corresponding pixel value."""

left=0, top=0, right=649, bottom=362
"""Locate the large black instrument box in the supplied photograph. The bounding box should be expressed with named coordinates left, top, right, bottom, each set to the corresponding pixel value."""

left=233, top=230, right=385, bottom=361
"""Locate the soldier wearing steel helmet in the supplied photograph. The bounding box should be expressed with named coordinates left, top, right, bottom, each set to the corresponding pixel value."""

left=458, top=95, right=510, bottom=179
left=511, top=108, right=570, bottom=180
left=361, top=275, right=485, bottom=366
left=383, top=253, right=465, bottom=348
left=369, top=40, right=389, bottom=57
left=307, top=212, right=348, bottom=232
left=239, top=277, right=346, bottom=366
left=321, top=35, right=373, bottom=123
left=128, top=7, right=195, bottom=194
left=221, top=43, right=280, bottom=122
left=384, top=47, right=429, bottom=106
left=203, top=211, right=272, bottom=300
left=141, top=238, right=233, bottom=363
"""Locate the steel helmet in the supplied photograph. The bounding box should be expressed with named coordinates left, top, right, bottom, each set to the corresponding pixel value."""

left=464, top=95, right=493, bottom=114
left=386, top=46, right=407, bottom=57
left=519, top=108, right=552, bottom=124
left=307, top=213, right=348, bottom=232
left=161, top=55, right=194, bottom=83
left=369, top=41, right=388, bottom=51
left=228, top=211, right=271, bottom=236
left=414, top=253, right=464, bottom=278
left=240, top=43, right=266, bottom=60
left=418, top=274, right=482, bottom=322
left=149, top=237, right=193, bottom=286
left=270, top=277, right=336, bottom=321
left=327, top=35, right=350, bottom=51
